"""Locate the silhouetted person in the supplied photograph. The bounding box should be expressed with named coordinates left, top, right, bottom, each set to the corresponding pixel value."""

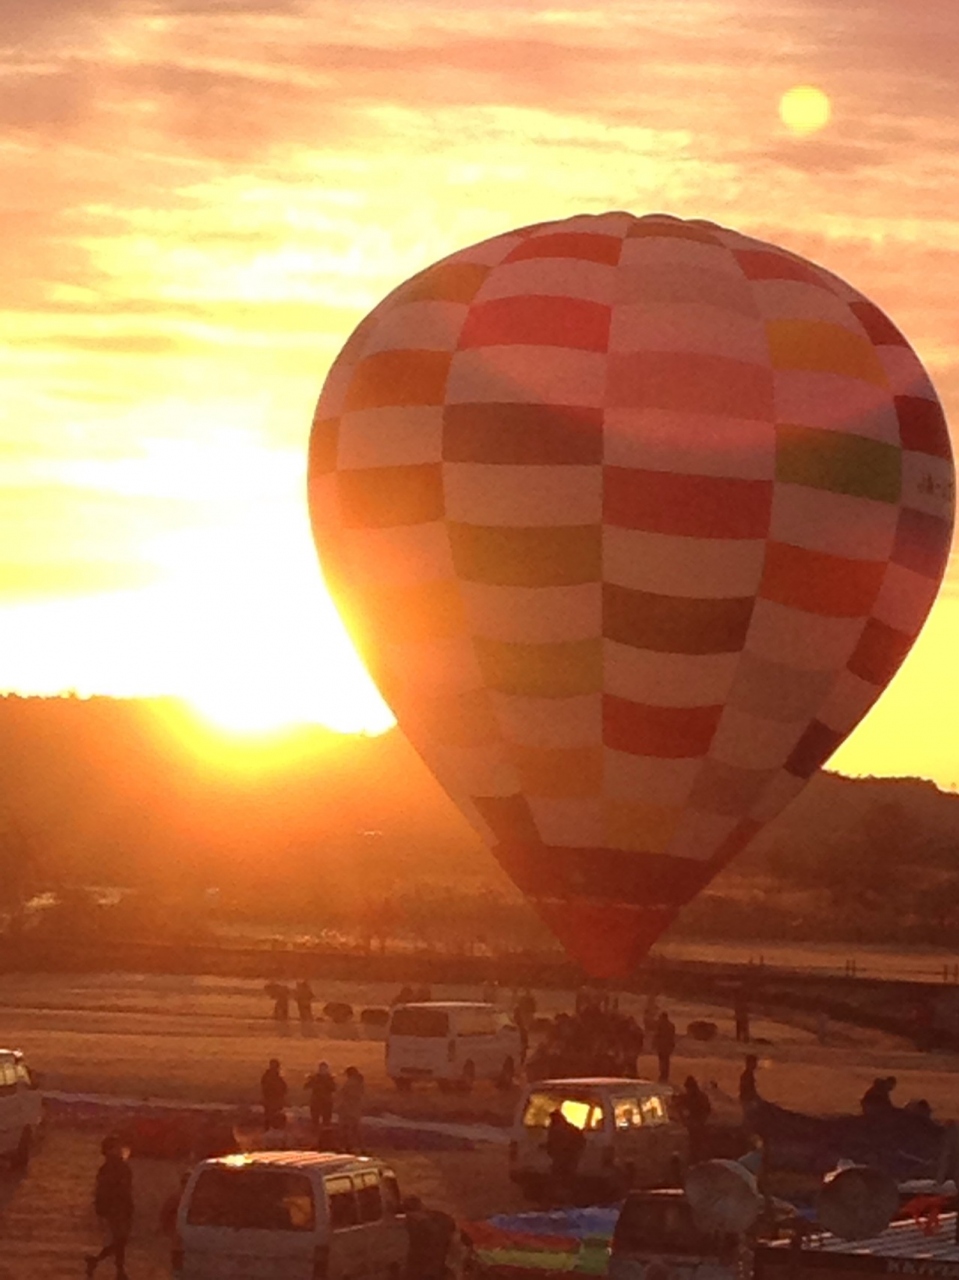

left=734, top=987, right=751, bottom=1043
left=739, top=1054, right=760, bottom=1108
left=643, top=993, right=659, bottom=1038
left=260, top=1058, right=288, bottom=1128
left=267, top=982, right=290, bottom=1022
left=295, top=980, right=314, bottom=1024
left=305, top=1060, right=336, bottom=1135
left=861, top=1076, right=897, bottom=1117
left=85, top=1135, right=133, bottom=1279
left=653, top=1011, right=676, bottom=1083
left=403, top=1195, right=458, bottom=1280
left=680, top=1076, right=712, bottom=1162
left=338, top=1065, right=365, bottom=1151
left=546, top=1108, right=586, bottom=1182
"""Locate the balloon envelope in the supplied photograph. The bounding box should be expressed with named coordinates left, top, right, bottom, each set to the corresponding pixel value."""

left=308, top=211, right=954, bottom=978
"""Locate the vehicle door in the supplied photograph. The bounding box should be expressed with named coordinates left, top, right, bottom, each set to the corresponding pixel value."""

left=324, top=1174, right=372, bottom=1280
left=612, top=1094, right=648, bottom=1181
left=355, top=1169, right=407, bottom=1277
left=641, top=1092, right=682, bottom=1182
left=182, top=1166, right=316, bottom=1280
left=0, top=1059, right=20, bottom=1155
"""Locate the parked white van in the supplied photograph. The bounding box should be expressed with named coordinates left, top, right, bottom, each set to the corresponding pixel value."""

left=510, top=1077, right=688, bottom=1200
left=386, top=1001, right=521, bottom=1092
left=173, top=1152, right=408, bottom=1280
left=0, top=1048, right=42, bottom=1170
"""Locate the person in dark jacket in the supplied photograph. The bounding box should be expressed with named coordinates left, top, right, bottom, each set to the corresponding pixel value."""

left=305, top=1061, right=336, bottom=1135
left=546, top=1108, right=586, bottom=1182
left=260, top=1058, right=288, bottom=1128
left=679, top=1076, right=712, bottom=1163
left=85, top=1134, right=133, bottom=1278
left=402, top=1195, right=458, bottom=1280
left=861, top=1076, right=897, bottom=1116
left=653, top=1011, right=676, bottom=1083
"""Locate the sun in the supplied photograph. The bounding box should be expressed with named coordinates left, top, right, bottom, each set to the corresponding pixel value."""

left=779, top=84, right=832, bottom=136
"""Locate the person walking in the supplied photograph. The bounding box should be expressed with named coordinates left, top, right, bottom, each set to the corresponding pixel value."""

left=338, top=1065, right=365, bottom=1152
left=84, top=1135, right=133, bottom=1279
left=305, top=1061, right=336, bottom=1138
left=653, top=1011, right=676, bottom=1083
left=260, top=1058, right=288, bottom=1128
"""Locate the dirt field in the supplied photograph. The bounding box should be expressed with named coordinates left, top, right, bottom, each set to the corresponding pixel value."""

left=3, top=971, right=959, bottom=1278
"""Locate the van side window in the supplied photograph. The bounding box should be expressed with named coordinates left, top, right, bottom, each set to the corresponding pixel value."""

left=381, top=1173, right=401, bottom=1215
left=325, top=1175, right=359, bottom=1230
left=614, top=1098, right=643, bottom=1129
left=186, top=1170, right=315, bottom=1231
left=14, top=1063, right=31, bottom=1087
left=0, top=1063, right=16, bottom=1096
left=640, top=1095, right=667, bottom=1126
left=460, top=1009, right=496, bottom=1036
left=355, top=1171, right=383, bottom=1223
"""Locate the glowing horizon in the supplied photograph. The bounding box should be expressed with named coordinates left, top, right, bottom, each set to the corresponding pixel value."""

left=1, top=0, right=957, bottom=779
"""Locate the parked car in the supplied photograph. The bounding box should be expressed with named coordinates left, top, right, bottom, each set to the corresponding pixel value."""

left=509, top=1077, right=688, bottom=1201
left=386, top=1001, right=521, bottom=1092
left=0, top=1048, right=42, bottom=1170
left=609, top=1188, right=739, bottom=1280
left=173, top=1151, right=408, bottom=1280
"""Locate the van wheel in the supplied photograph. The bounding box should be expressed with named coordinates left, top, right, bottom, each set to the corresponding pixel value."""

left=459, top=1061, right=476, bottom=1093
left=392, top=1077, right=413, bottom=1092
left=11, top=1127, right=31, bottom=1170
left=496, top=1057, right=515, bottom=1090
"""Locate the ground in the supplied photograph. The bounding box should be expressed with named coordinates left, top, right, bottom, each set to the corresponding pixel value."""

left=2, top=970, right=959, bottom=1278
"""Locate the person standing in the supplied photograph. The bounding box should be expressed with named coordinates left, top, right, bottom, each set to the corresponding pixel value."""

left=679, top=1076, right=712, bottom=1163
left=338, top=1065, right=365, bottom=1152
left=734, top=986, right=751, bottom=1044
left=84, top=1135, right=133, bottom=1279
left=305, top=1061, right=336, bottom=1137
left=653, top=1011, right=676, bottom=1083
left=260, top=1058, right=288, bottom=1128
left=295, top=980, right=314, bottom=1025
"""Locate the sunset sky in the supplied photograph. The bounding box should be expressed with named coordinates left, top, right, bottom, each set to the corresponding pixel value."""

left=2, top=0, right=958, bottom=779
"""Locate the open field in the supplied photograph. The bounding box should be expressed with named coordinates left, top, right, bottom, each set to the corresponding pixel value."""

left=4, top=970, right=959, bottom=1278
left=1, top=970, right=958, bottom=1117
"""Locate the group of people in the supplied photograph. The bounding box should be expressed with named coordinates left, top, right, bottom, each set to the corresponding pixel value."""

left=525, top=992, right=680, bottom=1083
left=260, top=1057, right=366, bottom=1150
left=265, top=980, right=316, bottom=1024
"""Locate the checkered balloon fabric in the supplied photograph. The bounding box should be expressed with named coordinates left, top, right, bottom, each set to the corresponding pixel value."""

left=308, top=211, right=954, bottom=978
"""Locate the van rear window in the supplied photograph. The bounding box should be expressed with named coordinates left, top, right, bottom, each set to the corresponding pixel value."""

left=186, top=1169, right=315, bottom=1232
left=390, top=1008, right=450, bottom=1037
left=613, top=1197, right=735, bottom=1255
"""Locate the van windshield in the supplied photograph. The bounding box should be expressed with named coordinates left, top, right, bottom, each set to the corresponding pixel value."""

left=186, top=1169, right=315, bottom=1232
left=523, top=1092, right=604, bottom=1131
left=390, top=1008, right=450, bottom=1037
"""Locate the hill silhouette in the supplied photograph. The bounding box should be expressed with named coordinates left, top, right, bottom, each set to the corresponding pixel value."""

left=1, top=694, right=957, bottom=946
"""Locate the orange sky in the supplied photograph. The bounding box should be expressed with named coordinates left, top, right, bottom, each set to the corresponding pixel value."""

left=2, top=0, right=958, bottom=777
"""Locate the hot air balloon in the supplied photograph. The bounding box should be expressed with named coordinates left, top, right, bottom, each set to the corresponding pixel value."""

left=307, top=211, right=954, bottom=979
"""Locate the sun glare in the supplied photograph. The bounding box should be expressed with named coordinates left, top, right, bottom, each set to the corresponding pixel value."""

left=779, top=84, right=832, bottom=136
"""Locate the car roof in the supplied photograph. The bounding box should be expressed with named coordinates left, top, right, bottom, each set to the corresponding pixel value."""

left=197, top=1151, right=384, bottom=1174
left=528, top=1077, right=668, bottom=1090
left=394, top=1001, right=497, bottom=1011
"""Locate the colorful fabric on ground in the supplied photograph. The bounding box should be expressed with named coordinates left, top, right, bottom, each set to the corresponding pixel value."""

left=466, top=1207, right=617, bottom=1274
left=309, top=211, right=955, bottom=978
